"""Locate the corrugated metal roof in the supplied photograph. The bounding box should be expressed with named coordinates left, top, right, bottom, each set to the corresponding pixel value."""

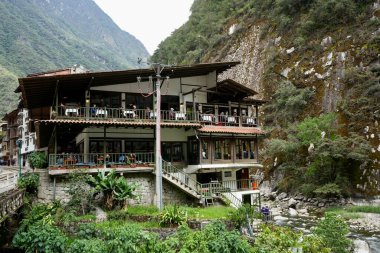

left=198, top=126, right=264, bottom=135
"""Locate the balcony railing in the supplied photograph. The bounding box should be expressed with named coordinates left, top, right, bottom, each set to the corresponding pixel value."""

left=201, top=178, right=259, bottom=193
left=48, top=152, right=154, bottom=168
left=54, top=106, right=258, bottom=127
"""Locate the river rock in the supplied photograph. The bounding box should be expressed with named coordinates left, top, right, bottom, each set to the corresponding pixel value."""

left=288, top=208, right=298, bottom=217
left=298, top=208, right=309, bottom=216
left=318, top=202, right=326, bottom=208
left=353, top=239, right=370, bottom=253
left=277, top=192, right=287, bottom=200
left=321, top=36, right=333, bottom=47
left=273, top=215, right=289, bottom=221
left=288, top=198, right=298, bottom=208
left=268, top=192, right=277, bottom=201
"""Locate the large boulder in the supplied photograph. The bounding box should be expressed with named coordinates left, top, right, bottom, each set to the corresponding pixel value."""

left=353, top=239, right=370, bottom=253
left=288, top=208, right=298, bottom=217
left=277, top=192, right=287, bottom=201
left=288, top=198, right=298, bottom=208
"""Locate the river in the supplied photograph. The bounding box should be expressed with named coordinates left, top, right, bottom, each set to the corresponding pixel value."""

left=274, top=215, right=380, bottom=252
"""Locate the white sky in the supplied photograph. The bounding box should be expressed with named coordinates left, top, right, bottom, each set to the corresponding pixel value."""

left=93, top=0, right=194, bottom=55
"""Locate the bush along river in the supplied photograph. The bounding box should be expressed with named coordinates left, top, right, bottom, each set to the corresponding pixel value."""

left=260, top=191, right=380, bottom=252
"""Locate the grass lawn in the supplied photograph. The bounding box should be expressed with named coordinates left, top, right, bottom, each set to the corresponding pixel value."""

left=185, top=206, right=235, bottom=220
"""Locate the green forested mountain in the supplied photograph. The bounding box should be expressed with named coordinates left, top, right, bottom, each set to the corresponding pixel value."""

left=0, top=0, right=149, bottom=116
left=152, top=0, right=380, bottom=196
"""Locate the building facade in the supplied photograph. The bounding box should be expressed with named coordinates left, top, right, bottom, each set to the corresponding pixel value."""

left=17, top=62, right=265, bottom=207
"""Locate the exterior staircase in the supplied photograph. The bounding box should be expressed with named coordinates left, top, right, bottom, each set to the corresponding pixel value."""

left=161, top=160, right=202, bottom=199
left=161, top=160, right=243, bottom=208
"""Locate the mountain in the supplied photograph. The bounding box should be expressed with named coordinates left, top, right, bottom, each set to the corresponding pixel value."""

left=152, top=0, right=380, bottom=197
left=0, top=0, right=149, bottom=115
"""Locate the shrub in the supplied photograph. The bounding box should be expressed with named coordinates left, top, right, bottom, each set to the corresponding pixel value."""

left=28, top=151, right=47, bottom=169
left=12, top=223, right=68, bottom=253
left=162, top=221, right=252, bottom=253
left=17, top=173, right=39, bottom=193
left=159, top=205, right=187, bottom=227
left=314, top=213, right=352, bottom=253
left=19, top=202, right=62, bottom=231
left=65, top=172, right=94, bottom=215
left=253, top=225, right=330, bottom=253
left=228, top=204, right=261, bottom=228
left=87, top=170, right=138, bottom=209
left=67, top=239, right=107, bottom=253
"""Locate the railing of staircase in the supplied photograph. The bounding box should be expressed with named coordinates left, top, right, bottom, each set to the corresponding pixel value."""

left=161, top=160, right=202, bottom=195
left=200, top=181, right=243, bottom=208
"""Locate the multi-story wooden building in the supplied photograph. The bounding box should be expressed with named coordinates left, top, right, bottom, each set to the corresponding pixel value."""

left=17, top=62, right=265, bottom=206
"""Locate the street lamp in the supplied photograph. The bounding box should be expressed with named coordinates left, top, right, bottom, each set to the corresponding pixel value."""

left=16, top=139, right=22, bottom=177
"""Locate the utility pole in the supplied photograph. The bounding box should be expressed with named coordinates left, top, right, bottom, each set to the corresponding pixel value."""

left=137, top=61, right=169, bottom=211
left=153, top=63, right=163, bottom=211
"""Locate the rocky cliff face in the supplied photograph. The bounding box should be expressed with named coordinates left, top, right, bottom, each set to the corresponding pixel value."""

left=205, top=2, right=380, bottom=195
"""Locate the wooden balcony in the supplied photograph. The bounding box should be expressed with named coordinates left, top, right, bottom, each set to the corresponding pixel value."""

left=53, top=106, right=258, bottom=127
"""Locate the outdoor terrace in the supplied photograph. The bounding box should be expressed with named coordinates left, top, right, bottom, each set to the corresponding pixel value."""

left=54, top=106, right=259, bottom=127
left=48, top=152, right=154, bottom=175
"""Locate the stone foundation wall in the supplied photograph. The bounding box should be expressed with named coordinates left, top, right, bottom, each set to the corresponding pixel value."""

left=37, top=170, right=197, bottom=206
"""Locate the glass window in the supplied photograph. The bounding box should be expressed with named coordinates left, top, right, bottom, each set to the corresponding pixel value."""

left=125, top=140, right=154, bottom=153
left=91, top=91, right=121, bottom=108
left=126, top=93, right=153, bottom=110
left=202, top=141, right=208, bottom=159
left=215, top=140, right=222, bottom=160
left=162, top=142, right=185, bottom=162
left=223, top=141, right=231, bottom=160
left=89, top=140, right=121, bottom=154
left=235, top=139, right=255, bottom=159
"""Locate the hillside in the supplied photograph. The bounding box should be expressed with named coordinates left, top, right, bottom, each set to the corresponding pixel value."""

left=0, top=0, right=149, bottom=116
left=152, top=0, right=380, bottom=197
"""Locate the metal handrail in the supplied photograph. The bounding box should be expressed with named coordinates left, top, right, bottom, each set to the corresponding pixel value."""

left=200, top=180, right=243, bottom=208
left=162, top=160, right=202, bottom=196
left=48, top=152, right=154, bottom=167
left=221, top=191, right=243, bottom=208
left=54, top=106, right=258, bottom=127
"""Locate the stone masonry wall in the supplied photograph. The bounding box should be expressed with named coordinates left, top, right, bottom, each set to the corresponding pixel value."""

left=37, top=170, right=198, bottom=206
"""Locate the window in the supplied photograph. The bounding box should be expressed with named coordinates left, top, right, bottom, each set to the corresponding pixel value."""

left=91, top=91, right=121, bottom=108
left=126, top=93, right=153, bottom=110
left=235, top=139, right=255, bottom=159
left=202, top=141, right=208, bottom=159
left=215, top=140, right=222, bottom=159
left=223, top=141, right=231, bottom=160
left=214, top=140, right=231, bottom=160
left=125, top=140, right=154, bottom=153
left=162, top=142, right=185, bottom=162
left=90, top=140, right=121, bottom=153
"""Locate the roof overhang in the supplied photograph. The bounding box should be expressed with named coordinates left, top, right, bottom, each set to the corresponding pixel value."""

left=18, top=62, right=240, bottom=109
left=36, top=119, right=202, bottom=128
left=197, top=126, right=264, bottom=135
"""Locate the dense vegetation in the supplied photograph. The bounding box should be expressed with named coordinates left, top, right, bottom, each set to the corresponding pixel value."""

left=0, top=0, right=149, bottom=116
left=152, top=0, right=380, bottom=196
left=12, top=201, right=353, bottom=253
left=151, top=0, right=375, bottom=64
